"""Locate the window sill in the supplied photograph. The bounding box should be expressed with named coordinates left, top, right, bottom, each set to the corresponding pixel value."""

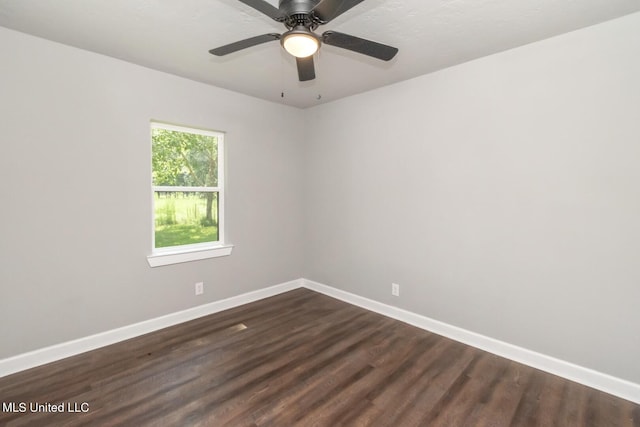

left=147, top=244, right=233, bottom=267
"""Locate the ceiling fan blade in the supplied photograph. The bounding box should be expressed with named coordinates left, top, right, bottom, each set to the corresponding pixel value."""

left=322, top=31, right=398, bottom=61
left=237, top=0, right=285, bottom=21
left=209, top=33, right=281, bottom=56
left=296, top=56, right=316, bottom=81
left=312, top=0, right=366, bottom=23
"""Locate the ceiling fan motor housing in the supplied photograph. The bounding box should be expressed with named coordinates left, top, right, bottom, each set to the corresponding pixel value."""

left=279, top=0, right=320, bottom=15
left=279, top=0, right=323, bottom=30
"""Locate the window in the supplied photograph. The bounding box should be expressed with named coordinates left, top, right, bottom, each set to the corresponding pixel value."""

left=147, top=122, right=232, bottom=267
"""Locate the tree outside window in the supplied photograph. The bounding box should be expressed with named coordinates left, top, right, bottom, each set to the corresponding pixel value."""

left=151, top=123, right=224, bottom=250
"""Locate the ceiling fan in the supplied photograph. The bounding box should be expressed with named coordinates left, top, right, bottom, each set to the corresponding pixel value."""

left=209, top=0, right=398, bottom=81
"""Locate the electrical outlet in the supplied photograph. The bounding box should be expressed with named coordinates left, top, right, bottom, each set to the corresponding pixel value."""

left=392, top=283, right=400, bottom=297
left=195, top=282, right=204, bottom=296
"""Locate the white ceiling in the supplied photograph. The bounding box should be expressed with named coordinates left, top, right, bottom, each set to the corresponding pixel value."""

left=1, top=0, right=639, bottom=108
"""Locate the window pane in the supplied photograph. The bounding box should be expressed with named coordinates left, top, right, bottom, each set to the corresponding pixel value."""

left=152, top=128, right=218, bottom=187
left=154, top=191, right=219, bottom=248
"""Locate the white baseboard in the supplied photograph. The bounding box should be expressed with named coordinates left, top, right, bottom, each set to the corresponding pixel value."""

left=301, top=278, right=640, bottom=405
left=2, top=276, right=638, bottom=405
left=0, top=279, right=302, bottom=378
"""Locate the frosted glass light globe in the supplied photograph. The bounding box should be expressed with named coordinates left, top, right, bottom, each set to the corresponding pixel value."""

left=282, top=33, right=319, bottom=58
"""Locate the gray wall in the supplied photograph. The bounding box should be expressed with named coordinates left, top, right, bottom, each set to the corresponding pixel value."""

left=304, top=12, right=640, bottom=383
left=0, top=27, right=305, bottom=358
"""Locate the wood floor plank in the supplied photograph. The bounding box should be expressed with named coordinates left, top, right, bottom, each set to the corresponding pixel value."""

left=468, top=361, right=532, bottom=427
left=385, top=345, right=480, bottom=427
left=1, top=288, right=638, bottom=427
left=367, top=339, right=469, bottom=426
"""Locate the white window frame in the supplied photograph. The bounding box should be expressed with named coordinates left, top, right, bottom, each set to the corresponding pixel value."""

left=147, top=122, right=232, bottom=267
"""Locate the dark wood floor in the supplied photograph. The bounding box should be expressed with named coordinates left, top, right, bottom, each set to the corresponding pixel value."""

left=1, top=288, right=638, bottom=426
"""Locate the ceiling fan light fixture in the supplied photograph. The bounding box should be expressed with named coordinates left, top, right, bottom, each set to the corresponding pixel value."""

left=281, top=28, right=319, bottom=58
left=209, top=0, right=399, bottom=83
